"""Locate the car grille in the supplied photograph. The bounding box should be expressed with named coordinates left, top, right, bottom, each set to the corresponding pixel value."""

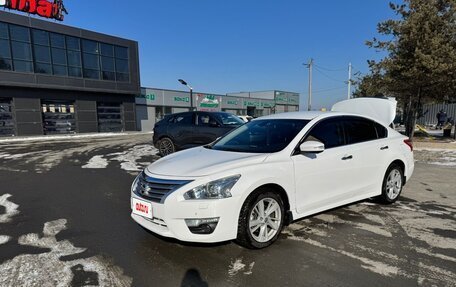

left=135, top=173, right=192, bottom=203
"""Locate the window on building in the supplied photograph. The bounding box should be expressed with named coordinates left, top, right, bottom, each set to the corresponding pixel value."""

left=82, top=40, right=99, bottom=54
left=66, top=36, right=80, bottom=51
left=0, top=37, right=12, bottom=71
left=50, top=33, right=65, bottom=48
left=0, top=22, right=131, bottom=82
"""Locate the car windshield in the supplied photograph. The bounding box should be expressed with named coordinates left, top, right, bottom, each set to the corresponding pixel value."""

left=214, top=113, right=245, bottom=125
left=211, top=119, right=309, bottom=153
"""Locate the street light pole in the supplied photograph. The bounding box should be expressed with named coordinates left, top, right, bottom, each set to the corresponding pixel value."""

left=347, top=62, right=352, bottom=100
left=304, top=59, right=313, bottom=111
left=178, top=79, right=194, bottom=111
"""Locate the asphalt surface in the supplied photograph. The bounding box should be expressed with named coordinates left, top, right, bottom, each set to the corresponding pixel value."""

left=0, top=134, right=455, bottom=287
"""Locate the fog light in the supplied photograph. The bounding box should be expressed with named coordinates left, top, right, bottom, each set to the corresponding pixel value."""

left=185, top=217, right=219, bottom=234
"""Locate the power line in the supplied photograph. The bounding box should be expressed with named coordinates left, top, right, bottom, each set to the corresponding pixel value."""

left=313, top=86, right=347, bottom=94
left=314, top=66, right=346, bottom=83
left=313, top=64, right=346, bottom=72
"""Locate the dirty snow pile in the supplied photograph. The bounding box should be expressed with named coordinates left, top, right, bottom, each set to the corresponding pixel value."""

left=82, top=145, right=158, bottom=172
left=414, top=148, right=456, bottom=166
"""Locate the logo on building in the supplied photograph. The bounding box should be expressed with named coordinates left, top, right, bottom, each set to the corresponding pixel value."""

left=174, top=96, right=189, bottom=103
left=1, top=0, right=68, bottom=21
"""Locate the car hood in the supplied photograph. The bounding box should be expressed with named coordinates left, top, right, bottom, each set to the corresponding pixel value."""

left=146, top=147, right=268, bottom=177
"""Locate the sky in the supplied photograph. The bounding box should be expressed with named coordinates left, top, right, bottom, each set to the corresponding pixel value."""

left=8, top=0, right=395, bottom=110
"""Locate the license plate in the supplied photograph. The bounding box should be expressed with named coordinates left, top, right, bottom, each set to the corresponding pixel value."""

left=132, top=197, right=153, bottom=219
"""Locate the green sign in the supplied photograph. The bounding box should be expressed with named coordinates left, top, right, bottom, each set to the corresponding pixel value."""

left=137, top=93, right=156, bottom=101
left=275, top=96, right=288, bottom=103
left=200, top=103, right=219, bottom=108
left=174, top=96, right=190, bottom=103
left=261, top=102, right=275, bottom=108
left=227, top=100, right=239, bottom=105
left=244, top=100, right=260, bottom=107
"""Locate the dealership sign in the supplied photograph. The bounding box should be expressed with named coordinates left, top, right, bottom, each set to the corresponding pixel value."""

left=0, top=0, right=68, bottom=21
left=196, top=94, right=221, bottom=112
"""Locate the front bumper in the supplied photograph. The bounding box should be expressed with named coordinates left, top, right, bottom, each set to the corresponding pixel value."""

left=130, top=192, right=241, bottom=243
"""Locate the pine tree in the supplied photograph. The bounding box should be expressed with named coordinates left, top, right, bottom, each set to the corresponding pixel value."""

left=356, top=0, right=456, bottom=137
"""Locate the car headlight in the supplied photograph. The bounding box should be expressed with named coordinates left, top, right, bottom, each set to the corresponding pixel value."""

left=183, top=175, right=241, bottom=200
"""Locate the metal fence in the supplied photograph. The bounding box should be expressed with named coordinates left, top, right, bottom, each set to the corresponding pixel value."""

left=417, top=103, right=456, bottom=126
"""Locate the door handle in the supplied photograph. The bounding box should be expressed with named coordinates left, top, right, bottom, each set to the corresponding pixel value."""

left=380, top=146, right=389, bottom=150
left=342, top=155, right=353, bottom=160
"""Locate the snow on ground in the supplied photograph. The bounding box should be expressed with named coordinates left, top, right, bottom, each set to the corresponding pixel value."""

left=0, top=132, right=152, bottom=144
left=0, top=194, right=19, bottom=246
left=0, top=134, right=156, bottom=173
left=414, top=148, right=456, bottom=166
left=82, top=145, right=158, bottom=172
left=0, top=195, right=132, bottom=286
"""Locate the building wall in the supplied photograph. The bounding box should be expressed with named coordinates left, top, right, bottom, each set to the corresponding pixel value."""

left=136, top=88, right=300, bottom=131
left=1, top=86, right=136, bottom=136
left=0, top=11, right=140, bottom=95
left=0, top=11, right=140, bottom=136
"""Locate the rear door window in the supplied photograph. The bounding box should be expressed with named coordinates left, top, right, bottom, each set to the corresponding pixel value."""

left=197, top=113, right=217, bottom=126
left=374, top=122, right=388, bottom=138
left=170, top=113, right=194, bottom=125
left=343, top=117, right=378, bottom=144
left=305, top=118, right=345, bottom=149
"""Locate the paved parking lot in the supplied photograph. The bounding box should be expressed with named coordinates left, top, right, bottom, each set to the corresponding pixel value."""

left=0, top=134, right=455, bottom=287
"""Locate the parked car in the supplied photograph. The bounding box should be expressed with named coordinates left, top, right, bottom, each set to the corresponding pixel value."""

left=153, top=111, right=244, bottom=156
left=238, top=115, right=253, bottom=123
left=133, top=98, right=414, bottom=249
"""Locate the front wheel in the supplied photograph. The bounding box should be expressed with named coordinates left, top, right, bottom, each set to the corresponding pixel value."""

left=157, top=137, right=175, bottom=156
left=377, top=164, right=404, bottom=204
left=236, top=190, right=285, bottom=249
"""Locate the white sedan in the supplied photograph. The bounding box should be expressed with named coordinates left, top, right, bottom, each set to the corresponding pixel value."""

left=131, top=98, right=414, bottom=248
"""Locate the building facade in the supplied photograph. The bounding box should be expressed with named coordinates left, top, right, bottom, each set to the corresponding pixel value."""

left=136, top=88, right=300, bottom=131
left=0, top=11, right=140, bottom=137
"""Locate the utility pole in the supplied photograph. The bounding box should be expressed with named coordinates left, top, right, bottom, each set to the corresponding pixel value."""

left=304, top=59, right=313, bottom=111
left=347, top=62, right=352, bottom=100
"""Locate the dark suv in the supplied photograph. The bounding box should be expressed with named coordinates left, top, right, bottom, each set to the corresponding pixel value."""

left=153, top=111, right=244, bottom=156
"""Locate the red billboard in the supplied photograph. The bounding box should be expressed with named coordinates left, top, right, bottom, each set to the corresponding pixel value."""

left=1, top=0, right=68, bottom=21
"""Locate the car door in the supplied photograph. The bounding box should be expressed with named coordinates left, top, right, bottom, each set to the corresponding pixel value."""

left=193, top=112, right=223, bottom=145
left=342, top=117, right=390, bottom=197
left=293, top=117, right=359, bottom=215
left=166, top=112, right=196, bottom=149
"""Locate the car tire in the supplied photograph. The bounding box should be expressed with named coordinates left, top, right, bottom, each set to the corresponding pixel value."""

left=157, top=137, right=175, bottom=156
left=377, top=163, right=404, bottom=204
left=236, top=188, right=285, bottom=249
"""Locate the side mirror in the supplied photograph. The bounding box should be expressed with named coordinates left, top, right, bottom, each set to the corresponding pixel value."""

left=299, top=141, right=325, bottom=153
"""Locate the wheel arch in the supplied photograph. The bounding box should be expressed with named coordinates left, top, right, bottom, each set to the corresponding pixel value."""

left=388, top=159, right=407, bottom=184
left=243, top=183, right=293, bottom=225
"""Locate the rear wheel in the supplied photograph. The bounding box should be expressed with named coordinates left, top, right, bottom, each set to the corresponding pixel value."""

left=236, top=189, right=285, bottom=249
left=157, top=137, right=175, bottom=156
left=378, top=164, right=404, bottom=204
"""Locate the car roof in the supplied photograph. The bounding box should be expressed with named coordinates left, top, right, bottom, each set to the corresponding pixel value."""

left=257, top=111, right=337, bottom=121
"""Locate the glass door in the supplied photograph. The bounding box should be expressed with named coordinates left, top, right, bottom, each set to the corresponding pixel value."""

left=0, top=98, right=15, bottom=137
left=42, top=101, right=76, bottom=135
left=97, top=102, right=123, bottom=132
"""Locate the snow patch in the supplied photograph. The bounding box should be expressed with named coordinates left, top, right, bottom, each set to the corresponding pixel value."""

left=82, top=144, right=158, bottom=172
left=0, top=132, right=152, bottom=143
left=0, top=219, right=132, bottom=287
left=0, top=194, right=19, bottom=223
left=228, top=258, right=245, bottom=276
left=228, top=258, right=255, bottom=276
left=82, top=155, right=109, bottom=169
left=0, top=235, right=10, bottom=245
left=284, top=233, right=399, bottom=277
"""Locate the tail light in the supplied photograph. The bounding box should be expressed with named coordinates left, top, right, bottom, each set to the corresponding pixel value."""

left=404, top=139, right=413, bottom=152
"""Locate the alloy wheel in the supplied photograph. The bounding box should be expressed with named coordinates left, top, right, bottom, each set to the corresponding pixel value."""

left=248, top=198, right=282, bottom=243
